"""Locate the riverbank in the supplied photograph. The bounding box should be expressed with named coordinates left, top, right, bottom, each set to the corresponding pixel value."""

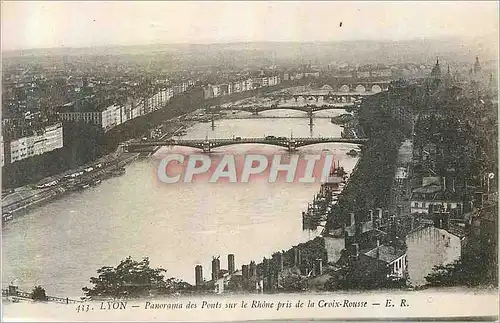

left=2, top=151, right=140, bottom=223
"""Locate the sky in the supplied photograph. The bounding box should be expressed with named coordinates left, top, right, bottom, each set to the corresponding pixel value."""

left=1, top=1, right=498, bottom=51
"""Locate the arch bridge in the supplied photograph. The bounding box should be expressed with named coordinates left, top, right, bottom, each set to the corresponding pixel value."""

left=125, top=137, right=368, bottom=153
left=269, top=81, right=391, bottom=102
left=226, top=103, right=358, bottom=115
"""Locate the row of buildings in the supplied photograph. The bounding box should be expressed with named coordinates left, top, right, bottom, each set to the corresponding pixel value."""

left=201, top=69, right=323, bottom=100
left=58, top=79, right=196, bottom=132
left=1, top=78, right=196, bottom=166
left=1, top=123, right=63, bottom=166
left=202, top=74, right=282, bottom=99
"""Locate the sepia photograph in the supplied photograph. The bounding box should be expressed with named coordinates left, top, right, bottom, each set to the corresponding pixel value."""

left=1, top=1, right=499, bottom=321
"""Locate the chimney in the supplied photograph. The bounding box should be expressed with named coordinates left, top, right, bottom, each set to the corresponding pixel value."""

left=344, top=229, right=350, bottom=249
left=211, top=257, right=220, bottom=281
left=349, top=213, right=355, bottom=226
left=242, top=264, right=249, bottom=280
left=228, top=254, right=235, bottom=274
left=315, top=258, right=323, bottom=276
left=195, top=265, right=203, bottom=287
left=249, top=261, right=257, bottom=278
left=351, top=243, right=360, bottom=258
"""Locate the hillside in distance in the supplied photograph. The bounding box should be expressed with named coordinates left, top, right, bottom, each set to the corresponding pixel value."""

left=3, top=35, right=497, bottom=68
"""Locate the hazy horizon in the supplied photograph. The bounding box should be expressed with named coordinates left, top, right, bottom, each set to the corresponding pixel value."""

left=2, top=1, right=498, bottom=52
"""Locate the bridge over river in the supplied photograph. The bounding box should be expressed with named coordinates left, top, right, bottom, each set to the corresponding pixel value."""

left=125, top=136, right=368, bottom=153
left=215, top=103, right=356, bottom=115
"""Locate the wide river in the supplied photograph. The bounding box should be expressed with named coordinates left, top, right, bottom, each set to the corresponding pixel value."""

left=2, top=108, right=365, bottom=298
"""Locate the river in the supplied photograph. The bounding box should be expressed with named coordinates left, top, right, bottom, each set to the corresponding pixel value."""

left=2, top=108, right=365, bottom=298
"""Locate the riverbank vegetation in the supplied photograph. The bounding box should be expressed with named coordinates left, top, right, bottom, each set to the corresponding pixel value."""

left=327, top=91, right=407, bottom=229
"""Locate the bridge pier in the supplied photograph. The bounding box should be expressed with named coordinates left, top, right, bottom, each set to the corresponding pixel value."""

left=202, top=141, right=211, bottom=153
left=211, top=116, right=215, bottom=130
left=294, top=97, right=298, bottom=102
left=308, top=110, right=314, bottom=127
left=288, top=140, right=297, bottom=152
left=252, top=109, right=259, bottom=115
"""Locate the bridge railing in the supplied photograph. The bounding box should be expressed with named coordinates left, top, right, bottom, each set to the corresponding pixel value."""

left=130, top=137, right=368, bottom=146
left=2, top=288, right=83, bottom=304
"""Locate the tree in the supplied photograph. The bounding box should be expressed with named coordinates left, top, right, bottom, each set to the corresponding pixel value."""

left=82, top=256, right=192, bottom=298
left=425, top=249, right=497, bottom=287
left=31, top=285, right=48, bottom=301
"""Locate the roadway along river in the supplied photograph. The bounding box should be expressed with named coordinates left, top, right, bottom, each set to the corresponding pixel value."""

left=2, top=109, right=363, bottom=298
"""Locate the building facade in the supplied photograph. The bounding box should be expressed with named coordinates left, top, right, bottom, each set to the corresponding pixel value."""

left=9, top=123, right=64, bottom=163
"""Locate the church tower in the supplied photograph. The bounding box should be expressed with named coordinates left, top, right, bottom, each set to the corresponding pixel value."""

left=430, top=58, right=442, bottom=80
left=473, top=56, right=481, bottom=75
left=428, top=57, right=442, bottom=89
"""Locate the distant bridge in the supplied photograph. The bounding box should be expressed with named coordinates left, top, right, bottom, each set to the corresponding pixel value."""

left=266, top=81, right=391, bottom=101
left=274, top=91, right=377, bottom=103
left=125, top=137, right=368, bottom=153
left=305, top=80, right=392, bottom=94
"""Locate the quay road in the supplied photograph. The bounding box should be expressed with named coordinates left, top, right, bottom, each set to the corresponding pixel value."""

left=125, top=136, right=368, bottom=153
left=2, top=152, right=139, bottom=216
